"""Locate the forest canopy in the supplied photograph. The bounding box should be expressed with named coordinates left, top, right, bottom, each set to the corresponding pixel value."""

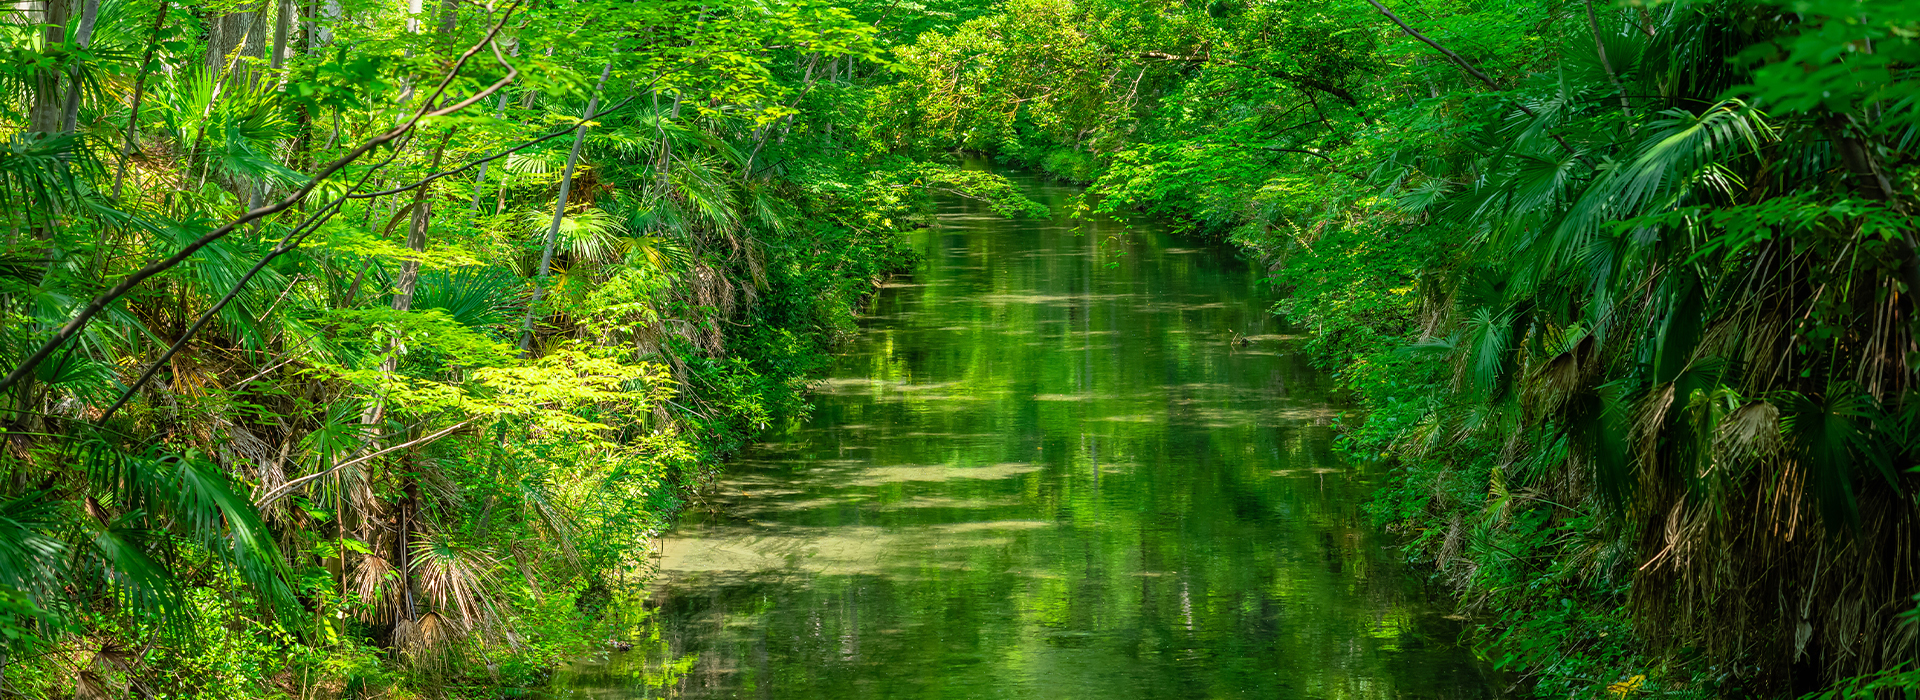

left=4, top=0, right=1919, bottom=696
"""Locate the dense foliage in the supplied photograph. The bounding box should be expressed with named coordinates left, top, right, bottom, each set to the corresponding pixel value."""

left=0, top=0, right=1045, bottom=695
left=874, top=0, right=1920, bottom=696
left=9, top=0, right=1919, bottom=695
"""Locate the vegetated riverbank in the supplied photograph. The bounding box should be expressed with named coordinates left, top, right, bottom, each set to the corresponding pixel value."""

left=868, top=0, right=1920, bottom=697
left=555, top=167, right=1502, bottom=700
left=0, top=0, right=1062, bottom=695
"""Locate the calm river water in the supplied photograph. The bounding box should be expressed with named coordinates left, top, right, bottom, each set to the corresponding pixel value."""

left=554, top=170, right=1495, bottom=699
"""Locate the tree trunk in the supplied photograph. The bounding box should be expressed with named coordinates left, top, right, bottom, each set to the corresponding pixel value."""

left=388, top=128, right=453, bottom=315
left=242, top=3, right=266, bottom=87
left=469, top=92, right=510, bottom=211
left=205, top=8, right=248, bottom=73
left=313, top=0, right=339, bottom=47
left=27, top=0, right=70, bottom=134
left=1826, top=117, right=1920, bottom=302
left=519, top=62, right=612, bottom=355
left=112, top=0, right=171, bottom=200
left=271, top=0, right=292, bottom=73
left=396, top=469, right=419, bottom=622
left=57, top=0, right=100, bottom=133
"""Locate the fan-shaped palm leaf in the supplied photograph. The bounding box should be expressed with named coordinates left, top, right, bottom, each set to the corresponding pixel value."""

left=523, top=206, right=627, bottom=266
left=408, top=531, right=499, bottom=631
left=0, top=491, right=67, bottom=610
left=413, top=266, right=518, bottom=328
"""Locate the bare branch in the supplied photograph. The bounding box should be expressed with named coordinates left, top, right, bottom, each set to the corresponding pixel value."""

left=347, top=96, right=637, bottom=199
left=256, top=418, right=477, bottom=506
left=96, top=147, right=397, bottom=423
left=1363, top=0, right=1581, bottom=155
left=1362, top=0, right=1502, bottom=94
left=0, top=2, right=524, bottom=397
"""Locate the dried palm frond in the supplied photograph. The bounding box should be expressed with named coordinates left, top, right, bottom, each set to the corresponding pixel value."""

left=393, top=610, right=455, bottom=661
left=349, top=553, right=399, bottom=624
left=1715, top=401, right=1781, bottom=461
left=409, top=531, right=500, bottom=632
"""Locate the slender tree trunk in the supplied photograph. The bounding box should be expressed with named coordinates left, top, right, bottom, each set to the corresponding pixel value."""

left=1826, top=118, right=1920, bottom=302
left=271, top=0, right=292, bottom=73
left=468, top=40, right=518, bottom=210
left=395, top=0, right=425, bottom=104
left=388, top=128, right=453, bottom=315
left=374, top=5, right=462, bottom=620
left=112, top=0, right=171, bottom=200
left=27, top=0, right=70, bottom=134
left=313, top=0, right=339, bottom=47
left=469, top=92, right=511, bottom=211
left=26, top=0, right=73, bottom=283
left=57, top=0, right=99, bottom=133
left=385, top=0, right=465, bottom=315
left=341, top=258, right=373, bottom=308
left=518, top=62, right=612, bottom=355
left=400, top=470, right=419, bottom=621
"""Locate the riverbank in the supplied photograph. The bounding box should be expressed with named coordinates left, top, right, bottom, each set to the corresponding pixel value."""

left=955, top=152, right=1694, bottom=698
left=11, top=0, right=1913, bottom=696
left=866, top=1, right=1920, bottom=695
left=553, top=167, right=1495, bottom=700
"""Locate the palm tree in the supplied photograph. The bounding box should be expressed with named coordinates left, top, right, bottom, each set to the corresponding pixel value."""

left=1396, top=1, right=1919, bottom=689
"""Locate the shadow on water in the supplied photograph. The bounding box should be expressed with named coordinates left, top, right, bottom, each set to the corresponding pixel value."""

left=549, top=170, right=1499, bottom=700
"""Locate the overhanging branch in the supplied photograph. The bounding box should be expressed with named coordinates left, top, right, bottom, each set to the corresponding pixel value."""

left=0, top=2, right=526, bottom=397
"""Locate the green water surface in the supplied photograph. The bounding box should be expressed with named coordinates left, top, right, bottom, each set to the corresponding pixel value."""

left=558, top=171, right=1495, bottom=700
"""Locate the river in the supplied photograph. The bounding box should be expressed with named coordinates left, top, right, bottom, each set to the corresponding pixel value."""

left=553, top=170, right=1496, bottom=699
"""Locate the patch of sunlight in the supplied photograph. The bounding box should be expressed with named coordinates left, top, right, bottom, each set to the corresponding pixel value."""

left=876, top=495, right=1023, bottom=510
left=845, top=462, right=1043, bottom=486
left=1031, top=394, right=1101, bottom=402
left=1272, top=406, right=1338, bottom=421
left=659, top=520, right=1052, bottom=576
left=926, top=520, right=1051, bottom=532
left=1269, top=467, right=1347, bottom=477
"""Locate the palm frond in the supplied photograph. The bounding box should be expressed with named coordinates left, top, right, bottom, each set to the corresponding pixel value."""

left=408, top=531, right=499, bottom=631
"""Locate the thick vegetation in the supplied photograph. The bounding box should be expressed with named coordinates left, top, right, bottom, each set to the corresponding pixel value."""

left=873, top=0, right=1920, bottom=696
left=0, top=0, right=1043, bottom=695
left=8, top=0, right=1919, bottom=696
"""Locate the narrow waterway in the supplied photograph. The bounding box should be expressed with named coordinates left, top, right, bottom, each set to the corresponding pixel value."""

left=558, top=171, right=1494, bottom=699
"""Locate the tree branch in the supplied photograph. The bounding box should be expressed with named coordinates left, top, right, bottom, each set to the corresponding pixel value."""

left=255, top=418, right=476, bottom=506
left=347, top=95, right=636, bottom=199
left=95, top=140, right=409, bottom=423
left=1139, top=50, right=1360, bottom=107
left=1262, top=146, right=1332, bottom=161
left=1362, top=0, right=1502, bottom=94
left=0, top=2, right=524, bottom=398
left=1363, top=0, right=1581, bottom=155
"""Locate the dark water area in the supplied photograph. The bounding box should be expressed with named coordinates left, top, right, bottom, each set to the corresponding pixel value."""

left=552, top=170, right=1496, bottom=699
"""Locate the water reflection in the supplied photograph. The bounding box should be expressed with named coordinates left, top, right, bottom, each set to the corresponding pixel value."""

left=554, top=171, right=1494, bottom=700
